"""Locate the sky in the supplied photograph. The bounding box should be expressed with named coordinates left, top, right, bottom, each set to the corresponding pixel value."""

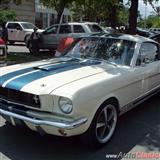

left=124, top=0, right=160, bottom=17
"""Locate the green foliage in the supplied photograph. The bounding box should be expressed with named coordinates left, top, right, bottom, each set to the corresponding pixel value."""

left=71, top=0, right=123, bottom=27
left=138, top=15, right=160, bottom=28
left=0, top=9, right=16, bottom=25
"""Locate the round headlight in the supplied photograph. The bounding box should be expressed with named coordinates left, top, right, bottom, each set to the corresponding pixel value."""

left=59, top=97, right=73, bottom=114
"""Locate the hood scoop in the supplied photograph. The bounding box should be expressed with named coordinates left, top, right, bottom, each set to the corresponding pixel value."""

left=33, top=59, right=101, bottom=72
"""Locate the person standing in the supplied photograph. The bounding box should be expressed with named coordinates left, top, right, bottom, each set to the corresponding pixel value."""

left=1, top=22, right=8, bottom=45
left=30, top=27, right=40, bottom=54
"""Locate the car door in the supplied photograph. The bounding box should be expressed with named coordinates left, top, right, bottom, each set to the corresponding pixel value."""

left=73, top=25, right=86, bottom=37
left=7, top=23, right=23, bottom=41
left=41, top=25, right=59, bottom=48
left=7, top=23, right=16, bottom=41
left=136, top=42, right=160, bottom=94
left=58, top=25, right=72, bottom=43
left=14, top=23, right=24, bottom=41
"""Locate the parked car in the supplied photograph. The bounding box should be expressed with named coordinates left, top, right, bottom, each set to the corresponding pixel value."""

left=150, top=33, right=160, bottom=44
left=149, top=28, right=160, bottom=34
left=1, top=33, right=160, bottom=148
left=136, top=27, right=153, bottom=37
left=27, top=22, right=104, bottom=54
left=0, top=37, right=7, bottom=60
left=6, top=21, right=43, bottom=45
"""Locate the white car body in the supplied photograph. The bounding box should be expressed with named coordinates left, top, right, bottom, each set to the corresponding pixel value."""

left=6, top=21, right=43, bottom=44
left=0, top=34, right=160, bottom=146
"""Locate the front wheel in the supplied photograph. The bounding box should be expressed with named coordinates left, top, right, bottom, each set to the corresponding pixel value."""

left=29, top=47, right=39, bottom=55
left=24, top=35, right=30, bottom=47
left=81, top=103, right=118, bottom=148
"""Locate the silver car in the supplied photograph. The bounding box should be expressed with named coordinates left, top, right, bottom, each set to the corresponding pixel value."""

left=27, top=22, right=104, bottom=54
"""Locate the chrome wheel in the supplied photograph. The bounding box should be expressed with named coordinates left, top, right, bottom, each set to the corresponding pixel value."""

left=96, top=104, right=117, bottom=143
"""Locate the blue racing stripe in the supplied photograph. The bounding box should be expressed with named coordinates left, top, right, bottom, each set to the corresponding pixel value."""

left=5, top=63, right=82, bottom=90
left=0, top=67, right=33, bottom=86
left=0, top=58, right=78, bottom=86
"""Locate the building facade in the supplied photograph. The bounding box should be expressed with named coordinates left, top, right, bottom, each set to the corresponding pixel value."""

left=5, top=0, right=71, bottom=29
left=35, top=0, right=70, bottom=28
left=9, top=0, right=35, bottom=24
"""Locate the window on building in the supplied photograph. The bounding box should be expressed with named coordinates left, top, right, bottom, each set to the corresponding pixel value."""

left=35, top=12, right=43, bottom=29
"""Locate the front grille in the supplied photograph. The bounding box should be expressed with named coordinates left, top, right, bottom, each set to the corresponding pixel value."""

left=0, top=86, right=40, bottom=108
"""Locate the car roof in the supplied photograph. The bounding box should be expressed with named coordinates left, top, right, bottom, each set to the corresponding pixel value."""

left=52, top=22, right=98, bottom=25
left=83, top=33, right=157, bottom=43
left=7, top=21, right=32, bottom=23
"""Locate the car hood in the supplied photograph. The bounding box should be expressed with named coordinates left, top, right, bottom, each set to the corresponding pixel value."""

left=24, top=29, right=44, bottom=32
left=0, top=57, right=117, bottom=95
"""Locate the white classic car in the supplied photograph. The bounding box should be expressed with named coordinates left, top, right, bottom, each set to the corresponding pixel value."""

left=0, top=34, right=160, bottom=147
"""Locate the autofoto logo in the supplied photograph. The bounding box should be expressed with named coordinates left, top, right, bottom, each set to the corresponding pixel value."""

left=105, top=152, right=160, bottom=159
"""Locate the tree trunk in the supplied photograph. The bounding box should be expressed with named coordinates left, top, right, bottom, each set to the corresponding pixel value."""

left=128, top=0, right=139, bottom=35
left=56, top=8, right=64, bottom=24
left=110, top=4, right=117, bottom=29
left=56, top=2, right=66, bottom=24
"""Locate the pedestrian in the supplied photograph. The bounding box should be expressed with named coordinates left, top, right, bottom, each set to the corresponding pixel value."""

left=30, top=27, right=40, bottom=54
left=1, top=22, right=8, bottom=45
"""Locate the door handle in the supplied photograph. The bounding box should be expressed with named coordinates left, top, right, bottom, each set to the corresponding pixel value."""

left=10, top=30, right=13, bottom=32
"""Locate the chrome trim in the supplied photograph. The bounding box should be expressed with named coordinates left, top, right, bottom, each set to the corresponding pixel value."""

left=0, top=97, right=40, bottom=111
left=0, top=108, right=88, bottom=130
left=119, top=85, right=160, bottom=115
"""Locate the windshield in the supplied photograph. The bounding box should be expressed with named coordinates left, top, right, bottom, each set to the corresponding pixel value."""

left=21, top=23, right=36, bottom=29
left=67, top=37, right=136, bottom=66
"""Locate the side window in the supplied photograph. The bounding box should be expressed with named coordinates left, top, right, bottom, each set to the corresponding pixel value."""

left=45, top=25, right=58, bottom=34
left=73, top=25, right=85, bottom=33
left=136, top=42, right=159, bottom=66
left=7, top=23, right=16, bottom=29
left=87, top=24, right=103, bottom=32
left=15, top=23, right=22, bottom=30
left=59, top=25, right=71, bottom=34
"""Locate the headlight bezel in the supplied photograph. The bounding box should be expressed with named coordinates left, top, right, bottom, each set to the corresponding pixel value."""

left=58, top=97, right=73, bottom=114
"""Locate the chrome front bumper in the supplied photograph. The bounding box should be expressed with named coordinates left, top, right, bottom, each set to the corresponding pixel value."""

left=0, top=108, right=88, bottom=130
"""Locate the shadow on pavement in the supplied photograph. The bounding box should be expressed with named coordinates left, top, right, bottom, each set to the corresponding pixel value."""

left=0, top=94, right=160, bottom=160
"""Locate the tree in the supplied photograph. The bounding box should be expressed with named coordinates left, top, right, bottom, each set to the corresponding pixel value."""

left=0, top=9, right=16, bottom=25
left=128, top=0, right=139, bottom=34
left=0, top=0, right=21, bottom=25
left=127, top=0, right=160, bottom=34
left=71, top=0, right=123, bottom=28
left=40, top=0, right=74, bottom=23
left=145, top=0, right=160, bottom=16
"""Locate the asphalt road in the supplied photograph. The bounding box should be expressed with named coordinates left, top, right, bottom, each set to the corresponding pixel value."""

left=0, top=94, right=160, bottom=160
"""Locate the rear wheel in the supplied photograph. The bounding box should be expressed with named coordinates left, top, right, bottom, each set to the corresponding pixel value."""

left=81, top=102, right=118, bottom=148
